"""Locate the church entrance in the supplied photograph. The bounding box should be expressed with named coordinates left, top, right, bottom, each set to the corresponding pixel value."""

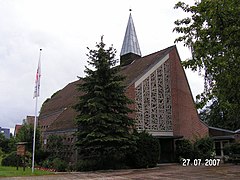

left=156, top=136, right=182, bottom=163
left=158, top=138, right=175, bottom=163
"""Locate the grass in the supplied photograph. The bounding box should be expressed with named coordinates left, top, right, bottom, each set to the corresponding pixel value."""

left=0, top=165, right=53, bottom=177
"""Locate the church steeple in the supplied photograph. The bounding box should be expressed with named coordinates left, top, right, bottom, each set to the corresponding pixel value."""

left=120, top=10, right=141, bottom=66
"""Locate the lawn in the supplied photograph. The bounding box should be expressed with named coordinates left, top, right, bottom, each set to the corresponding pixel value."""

left=0, top=166, right=53, bottom=177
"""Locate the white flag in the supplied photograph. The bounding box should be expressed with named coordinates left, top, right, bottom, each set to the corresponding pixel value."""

left=34, top=51, right=41, bottom=98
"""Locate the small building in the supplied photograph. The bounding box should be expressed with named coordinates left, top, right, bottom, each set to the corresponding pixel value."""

left=0, top=127, right=10, bottom=139
left=209, top=126, right=240, bottom=158
left=14, top=116, right=38, bottom=137
left=14, top=124, right=22, bottom=137
left=23, top=116, right=36, bottom=126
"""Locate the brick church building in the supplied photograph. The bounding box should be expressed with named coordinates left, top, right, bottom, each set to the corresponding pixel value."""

left=39, top=12, right=210, bottom=163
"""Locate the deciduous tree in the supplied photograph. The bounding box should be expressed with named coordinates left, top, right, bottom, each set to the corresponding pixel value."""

left=16, top=124, right=41, bottom=152
left=174, top=0, right=240, bottom=130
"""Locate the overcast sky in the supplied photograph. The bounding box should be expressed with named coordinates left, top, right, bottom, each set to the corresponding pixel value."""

left=0, top=0, right=203, bottom=132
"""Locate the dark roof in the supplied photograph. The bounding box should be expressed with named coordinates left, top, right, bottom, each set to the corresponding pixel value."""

left=39, top=80, right=83, bottom=131
left=120, top=46, right=175, bottom=86
left=235, top=129, right=240, bottom=133
left=209, top=126, right=235, bottom=137
left=46, top=107, right=78, bottom=131
left=40, top=80, right=83, bottom=118
left=39, top=46, right=176, bottom=132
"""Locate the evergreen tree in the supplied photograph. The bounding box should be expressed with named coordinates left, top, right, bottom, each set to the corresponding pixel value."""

left=74, top=37, right=135, bottom=170
left=46, top=134, right=64, bottom=159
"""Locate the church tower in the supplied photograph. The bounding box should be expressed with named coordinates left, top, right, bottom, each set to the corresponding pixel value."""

left=120, top=10, right=141, bottom=66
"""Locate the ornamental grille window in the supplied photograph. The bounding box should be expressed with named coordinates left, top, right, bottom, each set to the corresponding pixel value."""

left=135, top=60, right=172, bottom=131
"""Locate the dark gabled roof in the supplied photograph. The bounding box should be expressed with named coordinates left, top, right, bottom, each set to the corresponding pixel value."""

left=39, top=80, right=83, bottom=131
left=120, top=45, right=175, bottom=86
left=40, top=45, right=176, bottom=132
left=46, top=107, right=78, bottom=131
left=39, top=80, right=83, bottom=118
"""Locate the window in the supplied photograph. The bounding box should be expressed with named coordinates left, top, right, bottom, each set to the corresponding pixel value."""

left=214, top=140, right=229, bottom=157
left=214, top=142, right=221, bottom=156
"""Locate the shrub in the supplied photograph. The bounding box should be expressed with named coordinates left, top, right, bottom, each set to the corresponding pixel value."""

left=42, top=159, right=53, bottom=169
left=52, top=158, right=67, bottom=172
left=75, top=159, right=99, bottom=171
left=224, top=142, right=240, bottom=156
left=193, top=137, right=214, bottom=160
left=175, top=139, right=193, bottom=161
left=175, top=137, right=214, bottom=163
left=229, top=142, right=240, bottom=154
left=127, top=131, right=160, bottom=168
left=1, top=151, right=18, bottom=166
left=35, top=149, right=50, bottom=165
left=1, top=151, right=32, bottom=167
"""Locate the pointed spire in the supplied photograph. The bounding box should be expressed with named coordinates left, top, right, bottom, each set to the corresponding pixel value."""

left=120, top=10, right=141, bottom=65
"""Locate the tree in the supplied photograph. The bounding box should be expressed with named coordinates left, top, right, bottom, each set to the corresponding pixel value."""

left=174, top=0, right=240, bottom=130
left=74, top=37, right=135, bottom=170
left=0, top=133, right=8, bottom=153
left=0, top=132, right=17, bottom=154
left=16, top=124, right=41, bottom=152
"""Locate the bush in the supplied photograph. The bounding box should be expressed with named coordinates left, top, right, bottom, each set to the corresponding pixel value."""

left=2, top=151, right=18, bottom=166
left=42, top=158, right=67, bottom=172
left=35, top=149, right=50, bottom=165
left=193, top=137, right=214, bottom=160
left=76, top=152, right=127, bottom=171
left=175, top=137, right=214, bottom=163
left=52, top=158, right=67, bottom=172
left=127, top=131, right=160, bottom=168
left=224, top=142, right=240, bottom=163
left=42, top=159, right=53, bottom=169
left=175, top=139, right=193, bottom=161
left=75, top=159, right=99, bottom=171
left=1, top=151, right=32, bottom=167
left=224, top=142, right=240, bottom=155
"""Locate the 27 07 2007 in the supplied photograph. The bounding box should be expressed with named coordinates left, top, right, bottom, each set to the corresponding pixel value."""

left=182, top=158, right=221, bottom=166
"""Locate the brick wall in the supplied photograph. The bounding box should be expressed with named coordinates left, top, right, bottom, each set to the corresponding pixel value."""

left=170, top=48, right=209, bottom=140
left=125, top=83, right=136, bottom=120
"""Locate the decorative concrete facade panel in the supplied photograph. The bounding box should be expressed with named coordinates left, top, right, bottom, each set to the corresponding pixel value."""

left=135, top=59, right=172, bottom=135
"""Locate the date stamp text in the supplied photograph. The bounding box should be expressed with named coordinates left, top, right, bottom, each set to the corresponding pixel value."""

left=182, top=158, right=220, bottom=166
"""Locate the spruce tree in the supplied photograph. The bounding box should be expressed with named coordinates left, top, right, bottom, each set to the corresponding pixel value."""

left=75, top=37, right=135, bottom=170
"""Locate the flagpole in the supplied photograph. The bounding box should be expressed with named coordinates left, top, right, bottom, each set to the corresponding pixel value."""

left=32, top=95, right=38, bottom=173
left=32, top=49, right=42, bottom=173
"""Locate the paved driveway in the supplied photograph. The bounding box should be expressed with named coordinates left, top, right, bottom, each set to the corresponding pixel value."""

left=2, top=164, right=240, bottom=180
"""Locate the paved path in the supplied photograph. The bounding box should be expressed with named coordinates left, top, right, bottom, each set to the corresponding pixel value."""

left=1, top=164, right=240, bottom=180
